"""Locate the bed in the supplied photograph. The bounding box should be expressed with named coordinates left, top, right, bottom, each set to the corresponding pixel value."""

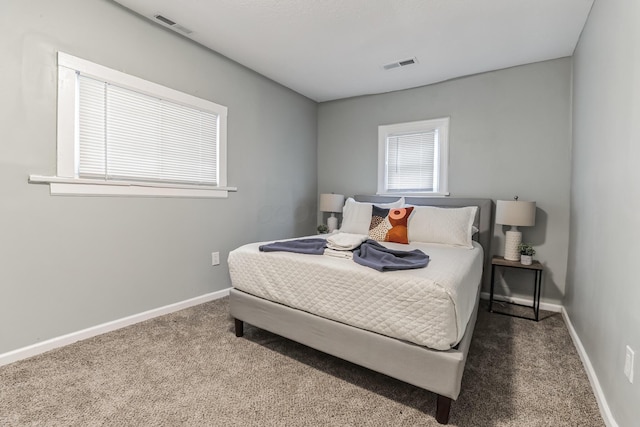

left=229, top=196, right=493, bottom=424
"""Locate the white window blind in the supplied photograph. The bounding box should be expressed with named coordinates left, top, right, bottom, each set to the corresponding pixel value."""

left=377, top=117, right=449, bottom=196
left=386, top=130, right=437, bottom=192
left=78, top=75, right=219, bottom=186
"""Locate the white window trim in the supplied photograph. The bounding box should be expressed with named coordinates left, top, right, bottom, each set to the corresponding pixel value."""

left=377, top=117, right=450, bottom=197
left=30, top=52, right=236, bottom=198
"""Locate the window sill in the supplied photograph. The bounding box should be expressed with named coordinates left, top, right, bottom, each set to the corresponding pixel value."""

left=376, top=191, right=450, bottom=198
left=29, top=175, right=237, bottom=198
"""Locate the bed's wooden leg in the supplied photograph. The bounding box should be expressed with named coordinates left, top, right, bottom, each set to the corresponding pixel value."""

left=234, top=318, right=244, bottom=337
left=435, top=395, right=452, bottom=424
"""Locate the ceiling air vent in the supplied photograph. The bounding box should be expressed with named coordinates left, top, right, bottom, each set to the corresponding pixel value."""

left=383, top=57, right=418, bottom=71
left=154, top=14, right=176, bottom=26
left=153, top=14, right=194, bottom=35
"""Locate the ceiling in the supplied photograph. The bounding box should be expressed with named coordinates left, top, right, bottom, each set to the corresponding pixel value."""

left=113, top=0, right=594, bottom=102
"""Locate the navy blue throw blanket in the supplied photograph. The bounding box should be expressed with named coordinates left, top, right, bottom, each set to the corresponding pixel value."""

left=353, top=239, right=429, bottom=272
left=259, top=238, right=327, bottom=255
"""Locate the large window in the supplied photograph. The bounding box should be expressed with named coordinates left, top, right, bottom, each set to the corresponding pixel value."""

left=377, top=117, right=449, bottom=196
left=30, top=52, right=234, bottom=198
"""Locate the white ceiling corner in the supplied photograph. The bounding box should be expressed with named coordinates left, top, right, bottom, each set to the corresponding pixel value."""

left=113, top=0, right=594, bottom=102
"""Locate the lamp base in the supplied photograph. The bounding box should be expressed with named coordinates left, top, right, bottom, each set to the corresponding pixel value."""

left=327, top=215, right=338, bottom=233
left=504, top=230, right=522, bottom=261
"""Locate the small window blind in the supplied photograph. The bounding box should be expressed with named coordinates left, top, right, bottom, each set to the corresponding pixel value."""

left=386, top=130, right=437, bottom=191
left=78, top=75, right=219, bottom=185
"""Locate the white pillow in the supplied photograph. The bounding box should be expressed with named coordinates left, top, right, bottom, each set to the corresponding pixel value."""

left=340, top=197, right=404, bottom=235
left=407, top=205, right=478, bottom=249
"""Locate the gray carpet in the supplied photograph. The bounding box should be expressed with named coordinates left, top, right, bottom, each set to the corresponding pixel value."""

left=0, top=298, right=603, bottom=426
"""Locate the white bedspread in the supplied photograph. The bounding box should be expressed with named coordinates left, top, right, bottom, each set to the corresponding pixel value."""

left=228, top=238, right=483, bottom=350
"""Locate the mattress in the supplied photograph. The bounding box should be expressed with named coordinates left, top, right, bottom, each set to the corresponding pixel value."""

left=228, top=238, right=483, bottom=350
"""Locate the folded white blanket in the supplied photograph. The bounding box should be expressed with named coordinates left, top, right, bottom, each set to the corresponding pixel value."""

left=323, top=248, right=354, bottom=259
left=326, top=232, right=368, bottom=251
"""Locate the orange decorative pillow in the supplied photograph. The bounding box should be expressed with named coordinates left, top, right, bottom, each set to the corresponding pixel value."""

left=369, top=206, right=414, bottom=244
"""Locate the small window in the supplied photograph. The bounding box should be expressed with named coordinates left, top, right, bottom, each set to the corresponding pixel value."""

left=30, top=52, right=235, bottom=198
left=377, top=117, right=449, bottom=196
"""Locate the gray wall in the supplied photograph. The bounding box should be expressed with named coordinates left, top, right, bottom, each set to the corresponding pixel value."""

left=318, top=58, right=572, bottom=303
left=568, top=0, right=640, bottom=424
left=0, top=0, right=317, bottom=354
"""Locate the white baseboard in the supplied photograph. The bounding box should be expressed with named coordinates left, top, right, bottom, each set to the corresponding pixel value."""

left=561, top=308, right=619, bottom=427
left=479, top=292, right=563, bottom=313
left=0, top=288, right=231, bottom=367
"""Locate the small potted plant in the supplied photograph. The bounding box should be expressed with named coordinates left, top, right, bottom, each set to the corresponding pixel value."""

left=317, top=224, right=329, bottom=234
left=518, top=243, right=535, bottom=265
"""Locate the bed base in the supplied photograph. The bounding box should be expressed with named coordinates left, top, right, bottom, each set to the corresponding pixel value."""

left=230, top=288, right=480, bottom=424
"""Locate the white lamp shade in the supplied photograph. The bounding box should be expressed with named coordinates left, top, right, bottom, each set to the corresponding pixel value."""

left=495, top=200, right=536, bottom=227
left=319, top=193, right=345, bottom=213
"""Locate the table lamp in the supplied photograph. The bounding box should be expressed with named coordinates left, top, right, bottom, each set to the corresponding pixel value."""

left=319, top=193, right=345, bottom=232
left=495, top=197, right=536, bottom=261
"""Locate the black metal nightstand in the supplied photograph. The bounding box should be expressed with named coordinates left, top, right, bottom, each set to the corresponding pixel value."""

left=489, top=255, right=543, bottom=321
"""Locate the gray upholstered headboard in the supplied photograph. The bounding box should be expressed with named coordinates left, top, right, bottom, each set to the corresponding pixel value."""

left=354, top=195, right=494, bottom=289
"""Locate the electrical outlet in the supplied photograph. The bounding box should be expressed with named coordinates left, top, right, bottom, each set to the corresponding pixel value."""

left=624, top=345, right=634, bottom=383
left=211, top=252, right=220, bottom=266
